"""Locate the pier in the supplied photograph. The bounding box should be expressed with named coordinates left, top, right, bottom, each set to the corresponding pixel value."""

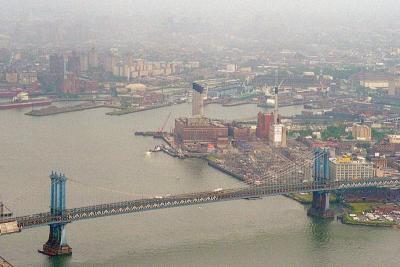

left=106, top=103, right=172, bottom=116
left=0, top=256, right=13, bottom=267
left=25, top=102, right=116, bottom=116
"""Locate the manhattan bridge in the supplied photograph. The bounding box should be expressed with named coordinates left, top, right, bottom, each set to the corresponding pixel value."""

left=1, top=148, right=399, bottom=256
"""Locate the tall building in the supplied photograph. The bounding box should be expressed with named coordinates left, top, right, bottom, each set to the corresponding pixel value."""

left=268, top=83, right=287, bottom=147
left=192, top=82, right=204, bottom=117
left=104, top=52, right=117, bottom=73
left=62, top=73, right=79, bottom=94
left=49, top=54, right=64, bottom=75
left=88, top=47, right=98, bottom=68
left=352, top=124, right=371, bottom=141
left=256, top=112, right=273, bottom=139
left=49, top=54, right=65, bottom=92
left=329, top=155, right=374, bottom=181
left=80, top=53, right=89, bottom=72
left=270, top=124, right=287, bottom=148
left=67, top=52, right=81, bottom=75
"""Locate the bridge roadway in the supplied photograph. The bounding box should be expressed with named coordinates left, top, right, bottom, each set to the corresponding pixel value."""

left=3, top=178, right=400, bottom=231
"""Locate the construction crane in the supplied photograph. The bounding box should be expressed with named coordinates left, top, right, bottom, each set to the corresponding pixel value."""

left=158, top=111, right=172, bottom=133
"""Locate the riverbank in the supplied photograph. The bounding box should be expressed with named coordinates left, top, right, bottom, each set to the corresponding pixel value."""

left=206, top=157, right=245, bottom=182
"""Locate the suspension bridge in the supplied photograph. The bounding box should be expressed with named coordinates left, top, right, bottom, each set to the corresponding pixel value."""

left=1, top=148, right=400, bottom=256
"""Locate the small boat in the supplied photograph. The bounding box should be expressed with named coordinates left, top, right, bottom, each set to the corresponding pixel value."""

left=150, top=145, right=162, bottom=152
left=243, top=196, right=262, bottom=200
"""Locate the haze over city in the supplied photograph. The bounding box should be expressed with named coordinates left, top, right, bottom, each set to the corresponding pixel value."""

left=0, top=1, right=400, bottom=266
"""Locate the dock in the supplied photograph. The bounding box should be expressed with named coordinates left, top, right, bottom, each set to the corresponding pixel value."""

left=0, top=257, right=13, bottom=267
left=222, top=100, right=254, bottom=107
left=134, top=131, right=166, bottom=138
left=25, top=103, right=114, bottom=116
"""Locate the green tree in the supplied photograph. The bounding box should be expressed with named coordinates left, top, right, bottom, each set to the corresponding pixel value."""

left=321, top=125, right=346, bottom=140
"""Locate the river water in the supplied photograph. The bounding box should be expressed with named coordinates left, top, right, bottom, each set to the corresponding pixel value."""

left=0, top=103, right=399, bottom=267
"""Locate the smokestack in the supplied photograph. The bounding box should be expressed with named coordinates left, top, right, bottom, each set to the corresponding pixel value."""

left=274, top=69, right=279, bottom=124
left=274, top=86, right=278, bottom=124
left=192, top=82, right=204, bottom=117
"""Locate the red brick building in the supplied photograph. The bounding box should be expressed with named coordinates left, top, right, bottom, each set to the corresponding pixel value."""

left=233, top=126, right=252, bottom=141
left=62, top=74, right=98, bottom=94
left=256, top=112, right=273, bottom=139
left=174, top=117, right=228, bottom=148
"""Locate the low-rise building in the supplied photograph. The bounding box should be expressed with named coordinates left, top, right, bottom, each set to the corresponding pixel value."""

left=19, top=71, right=38, bottom=85
left=174, top=117, right=228, bottom=149
left=352, top=124, right=371, bottom=141
left=388, top=135, right=400, bottom=144
left=329, top=155, right=374, bottom=181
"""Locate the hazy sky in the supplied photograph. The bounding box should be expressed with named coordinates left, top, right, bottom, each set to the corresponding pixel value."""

left=3, top=0, right=399, bottom=20
left=1, top=0, right=399, bottom=48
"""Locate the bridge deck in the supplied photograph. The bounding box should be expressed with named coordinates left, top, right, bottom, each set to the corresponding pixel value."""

left=1, top=178, right=400, bottom=231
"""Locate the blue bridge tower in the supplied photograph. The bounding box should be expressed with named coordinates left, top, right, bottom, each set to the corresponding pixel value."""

left=307, top=148, right=334, bottom=218
left=39, top=172, right=72, bottom=256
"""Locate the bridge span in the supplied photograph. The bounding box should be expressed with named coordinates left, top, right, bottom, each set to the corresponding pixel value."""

left=8, top=178, right=400, bottom=229
left=2, top=148, right=400, bottom=256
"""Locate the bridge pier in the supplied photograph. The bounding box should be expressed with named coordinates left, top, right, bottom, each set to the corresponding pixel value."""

left=307, top=191, right=334, bottom=218
left=39, top=172, right=72, bottom=256
left=40, top=224, right=71, bottom=256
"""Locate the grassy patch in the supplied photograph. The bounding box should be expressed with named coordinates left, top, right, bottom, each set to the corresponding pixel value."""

left=347, top=202, right=377, bottom=213
left=289, top=193, right=312, bottom=203
left=206, top=154, right=221, bottom=161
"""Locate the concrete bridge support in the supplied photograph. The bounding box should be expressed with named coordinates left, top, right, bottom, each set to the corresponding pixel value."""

left=307, top=191, right=334, bottom=218
left=39, top=172, right=71, bottom=256
left=308, top=148, right=334, bottom=218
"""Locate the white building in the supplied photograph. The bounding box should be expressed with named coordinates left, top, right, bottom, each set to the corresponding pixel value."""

left=329, top=155, right=374, bottom=181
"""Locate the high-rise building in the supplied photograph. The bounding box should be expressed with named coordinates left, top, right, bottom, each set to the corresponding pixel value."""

left=352, top=124, right=371, bottom=141
left=88, top=47, right=98, bottom=68
left=256, top=112, right=273, bottom=139
left=49, top=54, right=64, bottom=75
left=268, top=82, right=286, bottom=147
left=192, top=82, right=204, bottom=117
left=49, top=54, right=65, bottom=92
left=270, top=124, right=287, bottom=148
left=104, top=52, right=117, bottom=73
left=62, top=73, right=79, bottom=94
left=80, top=53, right=89, bottom=72
left=67, top=52, right=81, bottom=75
